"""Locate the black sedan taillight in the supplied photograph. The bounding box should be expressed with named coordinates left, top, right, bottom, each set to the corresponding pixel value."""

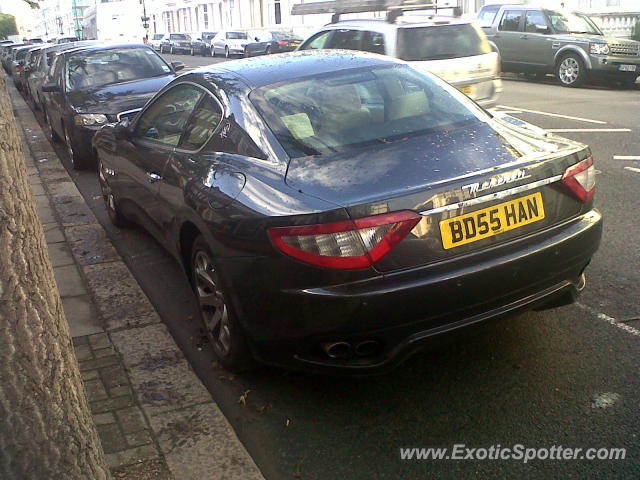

left=561, top=156, right=596, bottom=202
left=268, top=211, right=421, bottom=269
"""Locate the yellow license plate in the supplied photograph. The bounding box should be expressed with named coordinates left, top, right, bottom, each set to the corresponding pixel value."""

left=439, top=192, right=545, bottom=250
left=457, top=85, right=474, bottom=96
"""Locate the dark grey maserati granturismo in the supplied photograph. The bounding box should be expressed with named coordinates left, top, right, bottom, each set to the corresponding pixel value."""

left=93, top=50, right=602, bottom=373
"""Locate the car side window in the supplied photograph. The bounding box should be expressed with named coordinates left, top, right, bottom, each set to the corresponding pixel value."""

left=134, top=84, right=203, bottom=147
left=360, top=31, right=385, bottom=55
left=499, top=10, right=524, bottom=32
left=327, top=29, right=364, bottom=50
left=302, top=31, right=333, bottom=49
left=179, top=94, right=223, bottom=151
left=525, top=10, right=548, bottom=33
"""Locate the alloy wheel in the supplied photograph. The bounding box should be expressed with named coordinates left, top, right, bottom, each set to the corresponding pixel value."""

left=64, top=127, right=81, bottom=169
left=559, top=57, right=580, bottom=85
left=193, top=250, right=231, bottom=356
left=98, top=160, right=128, bottom=227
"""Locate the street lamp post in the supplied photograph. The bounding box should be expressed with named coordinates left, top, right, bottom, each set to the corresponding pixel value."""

left=140, top=0, right=150, bottom=43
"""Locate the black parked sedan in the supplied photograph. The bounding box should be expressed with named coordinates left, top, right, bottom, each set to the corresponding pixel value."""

left=42, top=44, right=182, bottom=169
left=244, top=31, right=303, bottom=57
left=93, top=51, right=602, bottom=373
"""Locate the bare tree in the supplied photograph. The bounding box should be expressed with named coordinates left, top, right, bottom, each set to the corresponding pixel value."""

left=0, top=75, right=110, bottom=479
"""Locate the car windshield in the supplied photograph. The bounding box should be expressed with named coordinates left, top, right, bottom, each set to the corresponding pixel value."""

left=251, top=64, right=485, bottom=158
left=16, top=49, right=31, bottom=60
left=65, top=47, right=171, bottom=91
left=227, top=32, right=248, bottom=39
left=202, top=32, right=216, bottom=40
left=152, top=34, right=164, bottom=40
left=546, top=10, right=602, bottom=35
left=397, top=24, right=491, bottom=61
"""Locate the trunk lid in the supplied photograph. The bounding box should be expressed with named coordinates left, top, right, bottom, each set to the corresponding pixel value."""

left=285, top=119, right=590, bottom=273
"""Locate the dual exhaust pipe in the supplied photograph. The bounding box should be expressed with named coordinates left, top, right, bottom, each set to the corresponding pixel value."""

left=322, top=339, right=381, bottom=359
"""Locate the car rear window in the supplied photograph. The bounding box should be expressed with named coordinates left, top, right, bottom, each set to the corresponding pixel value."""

left=251, top=64, right=484, bottom=158
left=227, top=32, right=248, bottom=39
left=65, top=48, right=172, bottom=91
left=152, top=34, right=164, bottom=40
left=396, top=24, right=491, bottom=61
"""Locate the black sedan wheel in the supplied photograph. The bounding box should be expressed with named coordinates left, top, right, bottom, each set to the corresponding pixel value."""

left=224, top=46, right=230, bottom=58
left=191, top=235, right=254, bottom=372
left=170, top=45, right=174, bottom=54
left=64, top=126, right=87, bottom=170
left=210, top=46, right=215, bottom=57
left=190, top=47, right=195, bottom=56
left=265, top=46, right=271, bottom=55
left=45, top=109, right=62, bottom=143
left=98, top=160, right=129, bottom=227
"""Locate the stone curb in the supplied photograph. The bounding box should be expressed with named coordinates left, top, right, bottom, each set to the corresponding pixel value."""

left=9, top=79, right=265, bottom=480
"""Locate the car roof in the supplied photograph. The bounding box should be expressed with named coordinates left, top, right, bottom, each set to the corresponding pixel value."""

left=326, top=16, right=471, bottom=31
left=192, top=49, right=401, bottom=89
left=42, top=40, right=103, bottom=53
left=60, top=43, right=151, bottom=56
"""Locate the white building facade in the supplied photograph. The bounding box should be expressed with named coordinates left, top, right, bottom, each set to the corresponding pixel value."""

left=17, top=0, right=640, bottom=42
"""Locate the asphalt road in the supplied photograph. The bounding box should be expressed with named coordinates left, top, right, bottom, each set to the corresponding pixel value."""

left=33, top=52, right=640, bottom=479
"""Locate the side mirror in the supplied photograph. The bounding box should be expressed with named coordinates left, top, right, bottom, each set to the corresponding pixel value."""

left=113, top=120, right=131, bottom=140
left=171, top=61, right=184, bottom=72
left=42, top=82, right=60, bottom=92
left=255, top=36, right=259, bottom=42
left=536, top=25, right=549, bottom=33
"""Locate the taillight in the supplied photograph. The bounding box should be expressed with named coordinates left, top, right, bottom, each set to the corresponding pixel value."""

left=561, top=156, right=596, bottom=202
left=276, top=40, right=289, bottom=46
left=268, top=211, right=421, bottom=269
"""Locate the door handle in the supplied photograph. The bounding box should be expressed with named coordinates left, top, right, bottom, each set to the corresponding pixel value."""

left=147, top=171, right=162, bottom=183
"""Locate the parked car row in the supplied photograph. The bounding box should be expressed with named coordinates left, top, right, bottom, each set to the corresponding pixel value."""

left=150, top=29, right=303, bottom=58
left=1, top=40, right=184, bottom=170
left=5, top=7, right=604, bottom=374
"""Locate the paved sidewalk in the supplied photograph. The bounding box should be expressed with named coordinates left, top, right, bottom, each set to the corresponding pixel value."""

left=9, top=81, right=264, bottom=480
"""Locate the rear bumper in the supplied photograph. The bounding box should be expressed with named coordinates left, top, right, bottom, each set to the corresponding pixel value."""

left=220, top=209, right=602, bottom=373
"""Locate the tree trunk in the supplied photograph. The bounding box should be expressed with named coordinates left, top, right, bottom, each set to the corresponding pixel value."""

left=0, top=75, right=110, bottom=479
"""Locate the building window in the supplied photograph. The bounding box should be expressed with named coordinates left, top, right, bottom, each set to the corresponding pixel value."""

left=274, top=0, right=281, bottom=24
left=606, top=0, right=620, bottom=6
left=203, top=4, right=209, bottom=29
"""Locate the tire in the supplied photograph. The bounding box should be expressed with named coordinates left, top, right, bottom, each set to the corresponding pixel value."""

left=45, top=109, right=62, bottom=143
left=170, top=45, right=174, bottom=54
left=160, top=45, right=164, bottom=54
left=265, top=46, right=271, bottom=56
left=244, top=48, right=250, bottom=58
left=98, top=159, right=129, bottom=227
left=190, top=235, right=255, bottom=372
left=556, top=53, right=587, bottom=88
left=63, top=125, right=88, bottom=170
left=224, top=46, right=230, bottom=58
left=210, top=46, right=215, bottom=57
